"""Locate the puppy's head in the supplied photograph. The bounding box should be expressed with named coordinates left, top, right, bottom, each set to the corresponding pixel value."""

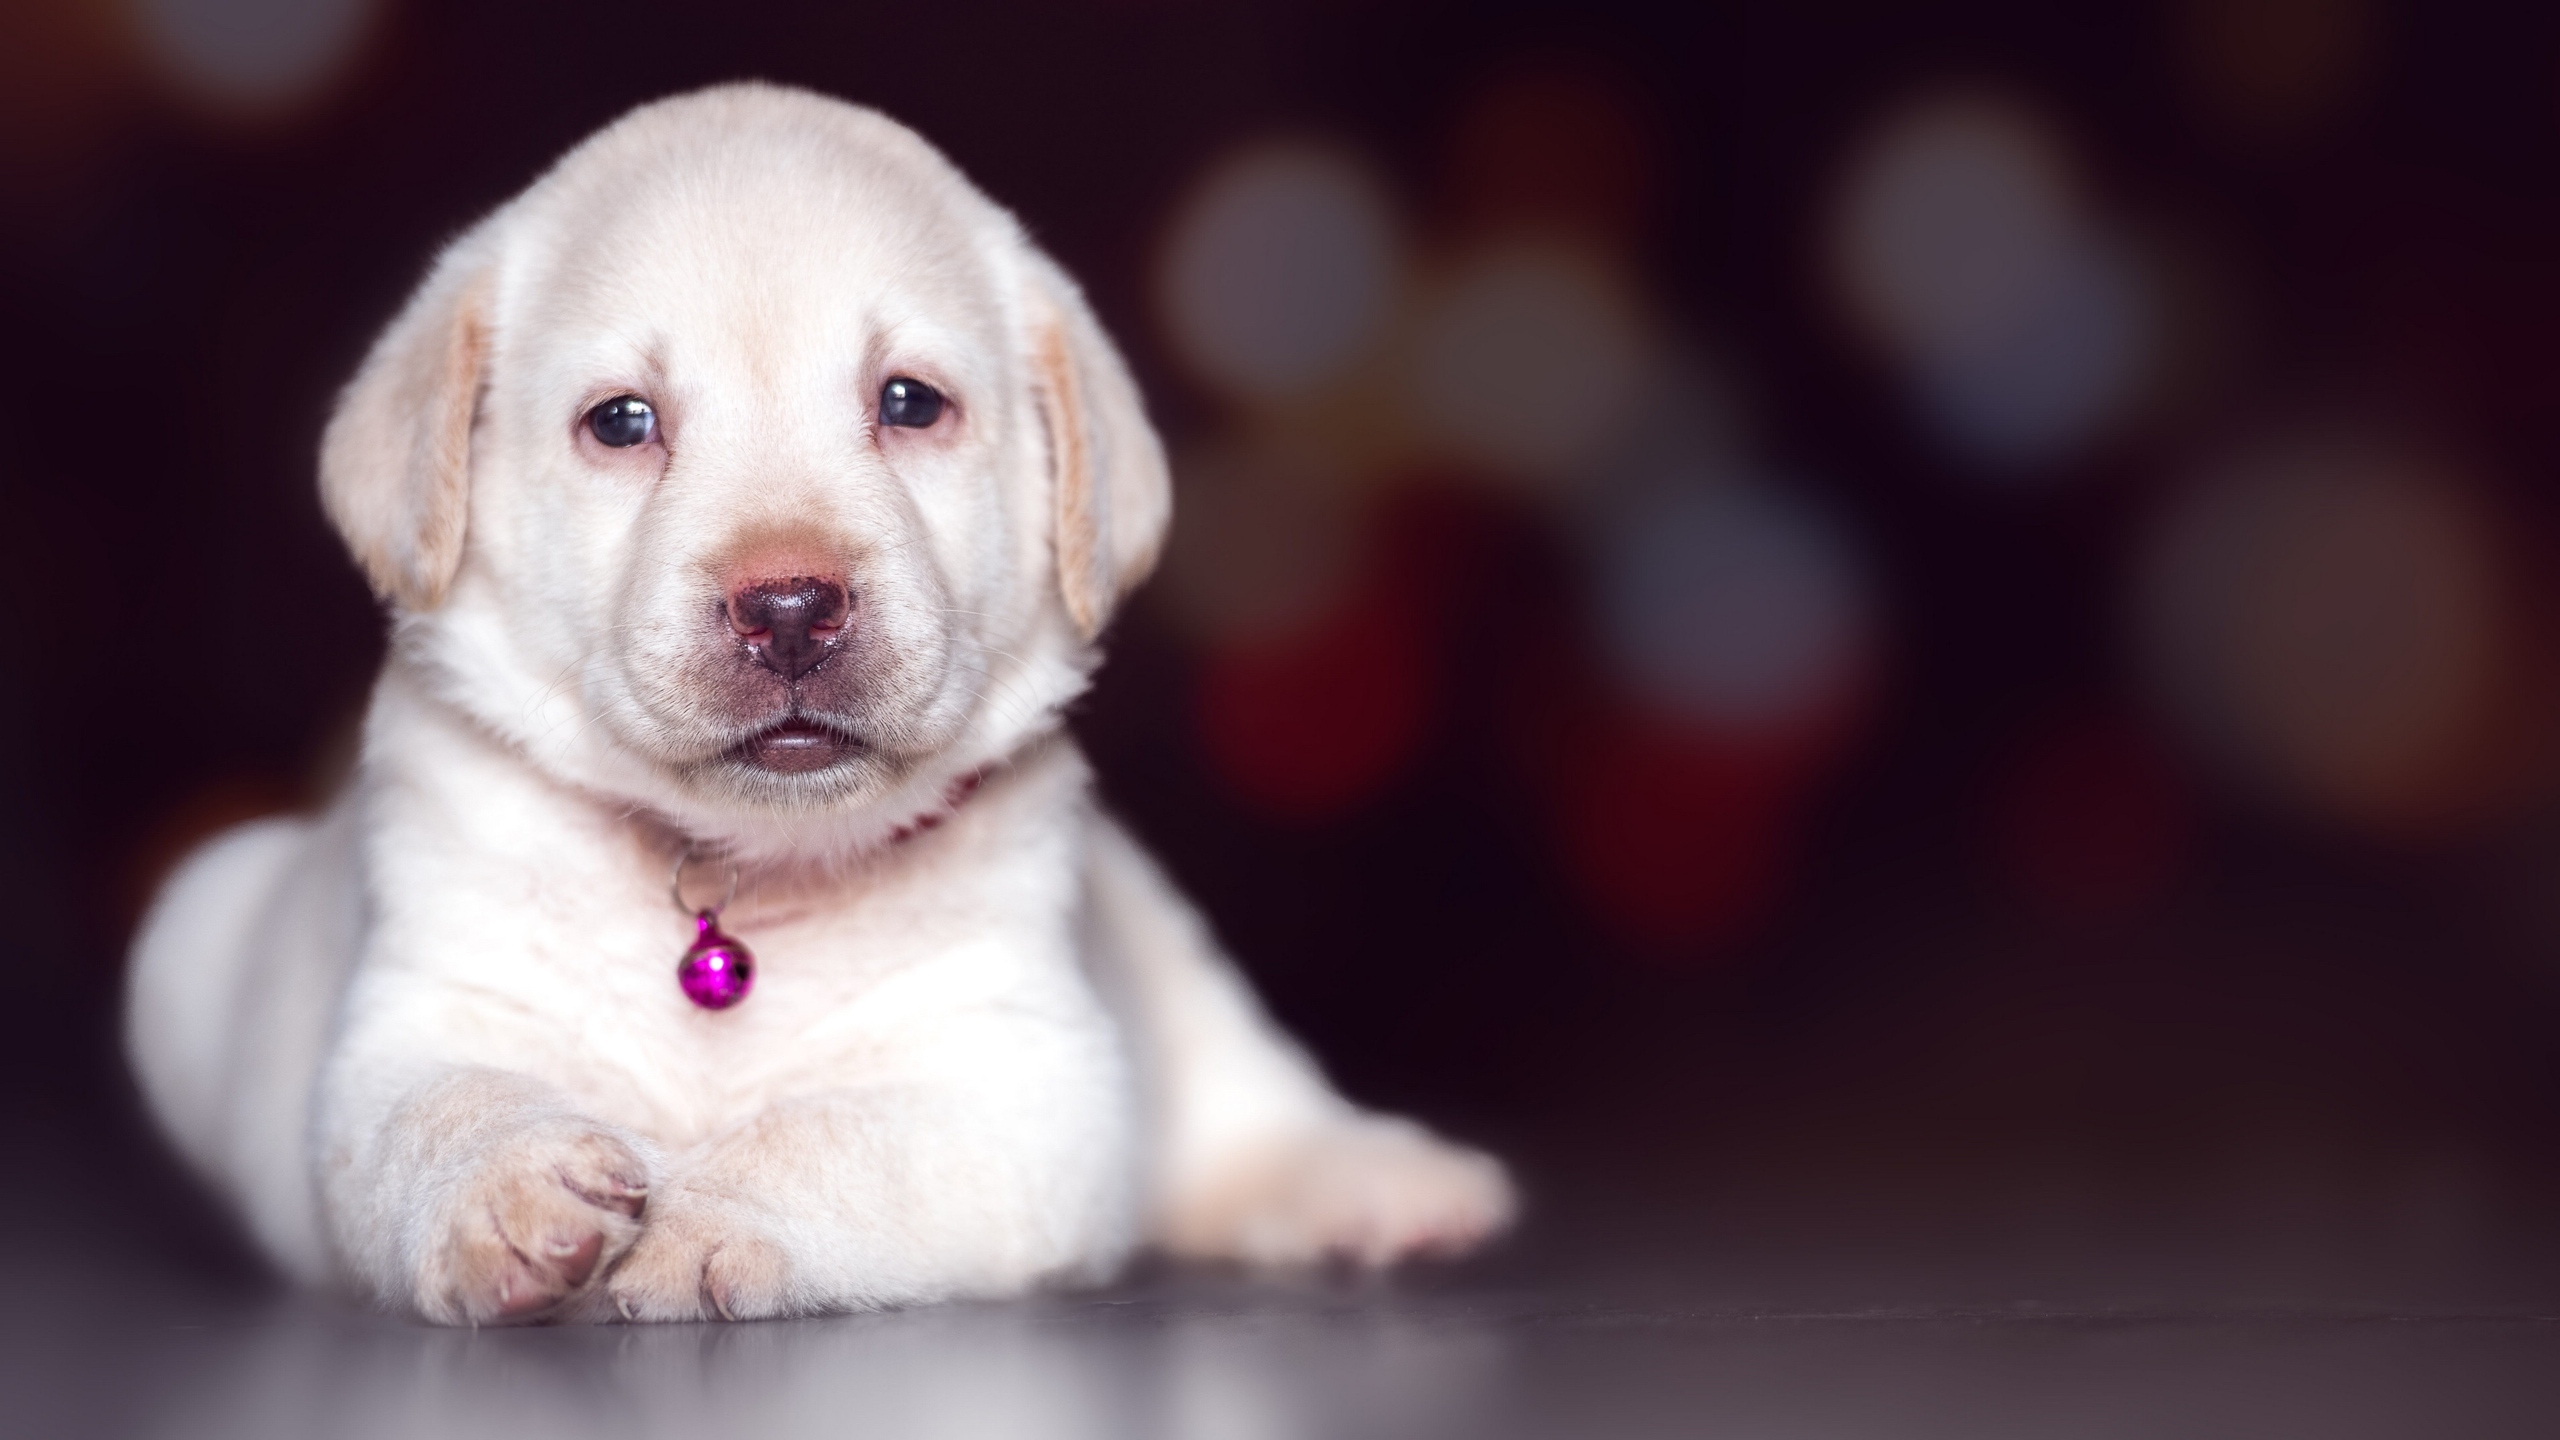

left=321, top=85, right=1166, bottom=846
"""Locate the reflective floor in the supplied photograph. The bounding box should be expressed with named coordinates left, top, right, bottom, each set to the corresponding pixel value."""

left=13, top=1113, right=2560, bottom=1440
left=21, top=1277, right=2560, bottom=1440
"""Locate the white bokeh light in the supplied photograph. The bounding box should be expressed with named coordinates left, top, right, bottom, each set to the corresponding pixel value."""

left=131, top=0, right=379, bottom=110
left=1595, top=479, right=1868, bottom=729
left=1157, top=143, right=1403, bottom=405
left=1836, top=97, right=2083, bottom=362
left=1911, top=237, right=2154, bottom=468
left=1833, top=94, right=2156, bottom=473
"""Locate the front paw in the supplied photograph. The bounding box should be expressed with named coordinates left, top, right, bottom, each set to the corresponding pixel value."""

left=602, top=1197, right=796, bottom=1322
left=1160, top=1116, right=1517, bottom=1269
left=415, top=1122, right=650, bottom=1325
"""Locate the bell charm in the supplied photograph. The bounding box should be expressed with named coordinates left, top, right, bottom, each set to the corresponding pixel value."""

left=676, top=909, right=755, bottom=1010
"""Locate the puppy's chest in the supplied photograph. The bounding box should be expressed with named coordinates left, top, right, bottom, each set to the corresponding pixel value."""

left=533, top=839, right=1090, bottom=1144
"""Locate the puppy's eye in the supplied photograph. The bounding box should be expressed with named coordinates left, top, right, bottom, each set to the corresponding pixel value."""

left=879, top=377, right=944, bottom=429
left=587, top=395, right=658, bottom=448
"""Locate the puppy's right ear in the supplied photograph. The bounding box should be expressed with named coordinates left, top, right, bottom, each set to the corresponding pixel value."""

left=320, top=236, right=495, bottom=612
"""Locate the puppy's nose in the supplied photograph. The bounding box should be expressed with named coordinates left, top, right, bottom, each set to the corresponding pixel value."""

left=728, top=576, right=850, bottom=681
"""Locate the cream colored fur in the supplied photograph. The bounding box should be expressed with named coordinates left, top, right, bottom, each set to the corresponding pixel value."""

left=124, top=84, right=1510, bottom=1325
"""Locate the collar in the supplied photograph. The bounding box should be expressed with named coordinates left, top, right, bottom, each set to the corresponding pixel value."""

left=881, top=765, right=990, bottom=847
left=665, top=762, right=998, bottom=924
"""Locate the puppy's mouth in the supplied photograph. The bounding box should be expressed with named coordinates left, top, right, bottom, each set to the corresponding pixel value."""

left=728, top=716, right=864, bottom=774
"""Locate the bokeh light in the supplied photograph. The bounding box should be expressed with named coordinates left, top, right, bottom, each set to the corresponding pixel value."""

left=1521, top=454, right=1875, bottom=952
left=1830, top=93, right=2157, bottom=473
left=1593, top=479, right=1869, bottom=732
left=1191, top=494, right=1480, bottom=823
left=2135, top=435, right=2540, bottom=836
left=1551, top=713, right=1806, bottom=951
left=1195, top=574, right=1436, bottom=824
left=2175, top=0, right=2380, bottom=147
left=1443, top=64, right=1652, bottom=246
left=128, top=0, right=382, bottom=114
left=1407, top=240, right=1650, bottom=492
left=1155, top=142, right=1404, bottom=407
left=1908, top=236, right=2152, bottom=470
left=1834, top=96, right=2083, bottom=361
left=1155, top=436, right=1367, bottom=647
left=0, top=2, right=136, bottom=193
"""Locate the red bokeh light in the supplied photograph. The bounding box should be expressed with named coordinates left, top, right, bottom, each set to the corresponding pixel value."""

left=1193, top=488, right=1491, bottom=823
left=1513, top=594, right=1871, bottom=954
left=1195, top=575, right=1435, bottom=824
left=1551, top=712, right=1805, bottom=950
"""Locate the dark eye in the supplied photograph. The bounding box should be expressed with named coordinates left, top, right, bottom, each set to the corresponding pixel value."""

left=587, top=395, right=658, bottom=448
left=880, top=377, right=944, bottom=429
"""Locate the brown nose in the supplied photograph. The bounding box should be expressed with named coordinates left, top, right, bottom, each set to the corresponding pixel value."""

left=728, top=576, right=850, bottom=681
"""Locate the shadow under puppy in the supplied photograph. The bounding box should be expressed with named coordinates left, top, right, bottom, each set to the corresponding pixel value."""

left=126, top=83, right=1512, bottom=1324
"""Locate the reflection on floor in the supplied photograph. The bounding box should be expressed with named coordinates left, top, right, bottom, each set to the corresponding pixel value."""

left=24, top=1276, right=2560, bottom=1440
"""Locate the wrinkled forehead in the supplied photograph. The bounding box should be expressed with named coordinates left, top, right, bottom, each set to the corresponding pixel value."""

left=501, top=127, right=1014, bottom=393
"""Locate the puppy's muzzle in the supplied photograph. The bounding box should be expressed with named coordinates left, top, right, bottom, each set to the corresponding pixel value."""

left=729, top=575, right=850, bottom=682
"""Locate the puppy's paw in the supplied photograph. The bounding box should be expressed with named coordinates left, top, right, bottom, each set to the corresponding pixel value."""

left=1159, top=1116, right=1517, bottom=1269
left=603, top=1198, right=796, bottom=1322
left=416, top=1123, right=650, bottom=1325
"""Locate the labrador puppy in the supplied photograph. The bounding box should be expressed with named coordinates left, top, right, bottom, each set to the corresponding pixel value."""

left=125, top=83, right=1511, bottom=1324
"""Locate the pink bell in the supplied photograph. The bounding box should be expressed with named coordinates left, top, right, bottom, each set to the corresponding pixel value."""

left=677, top=909, right=755, bottom=1010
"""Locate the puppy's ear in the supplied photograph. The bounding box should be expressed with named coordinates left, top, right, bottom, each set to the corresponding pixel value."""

left=320, top=237, right=495, bottom=612
left=1023, top=251, right=1170, bottom=642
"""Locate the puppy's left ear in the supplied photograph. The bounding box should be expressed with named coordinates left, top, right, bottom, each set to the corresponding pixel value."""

left=1023, top=251, right=1170, bottom=642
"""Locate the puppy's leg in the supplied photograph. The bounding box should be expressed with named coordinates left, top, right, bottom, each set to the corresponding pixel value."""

left=1083, top=815, right=1516, bottom=1268
left=605, top=1006, right=1135, bottom=1320
left=322, top=1066, right=654, bottom=1324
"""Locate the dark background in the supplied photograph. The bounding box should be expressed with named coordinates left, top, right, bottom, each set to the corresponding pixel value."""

left=7, top=0, right=2560, bottom=1296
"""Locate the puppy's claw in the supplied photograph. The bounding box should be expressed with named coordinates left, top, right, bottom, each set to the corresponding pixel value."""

left=604, top=1203, right=795, bottom=1323
left=417, top=1123, right=651, bottom=1325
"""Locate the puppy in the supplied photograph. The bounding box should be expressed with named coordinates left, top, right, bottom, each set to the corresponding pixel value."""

left=125, top=83, right=1511, bottom=1324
